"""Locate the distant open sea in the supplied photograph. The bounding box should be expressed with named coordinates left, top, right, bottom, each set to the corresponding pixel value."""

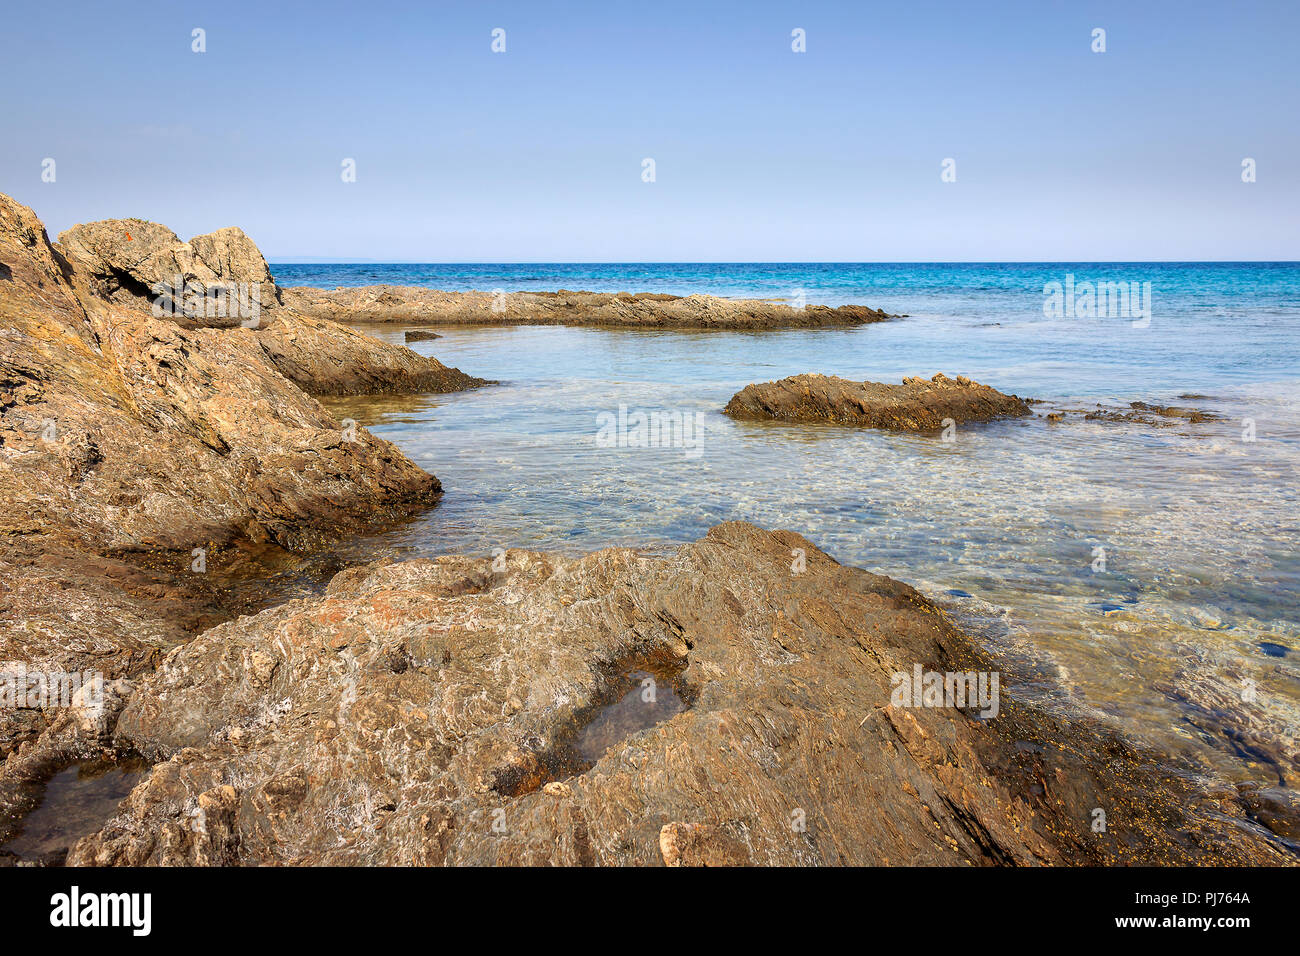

left=273, top=261, right=1300, bottom=310
left=275, top=261, right=1299, bottom=394
left=282, top=261, right=1298, bottom=793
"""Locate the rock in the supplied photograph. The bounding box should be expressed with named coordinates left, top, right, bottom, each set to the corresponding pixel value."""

left=1236, top=785, right=1300, bottom=842
left=282, top=286, right=899, bottom=330
left=0, top=192, right=465, bottom=759
left=0, top=531, right=288, bottom=762
left=0, top=669, right=138, bottom=850
left=1083, top=401, right=1218, bottom=426
left=723, top=373, right=1032, bottom=431
left=659, top=822, right=749, bottom=867
left=67, top=523, right=1284, bottom=866
left=59, top=220, right=281, bottom=327
left=0, top=192, right=454, bottom=554
left=1128, top=401, right=1217, bottom=423
left=404, top=329, right=442, bottom=343
left=1155, top=659, right=1298, bottom=798
left=253, top=310, right=488, bottom=396
left=55, top=213, right=488, bottom=396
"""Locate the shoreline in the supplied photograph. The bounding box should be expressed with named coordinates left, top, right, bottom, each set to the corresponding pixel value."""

left=1, top=192, right=1295, bottom=866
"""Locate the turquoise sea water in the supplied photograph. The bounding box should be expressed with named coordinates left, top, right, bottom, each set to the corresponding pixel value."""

left=276, top=261, right=1300, bottom=396
left=281, top=262, right=1298, bottom=805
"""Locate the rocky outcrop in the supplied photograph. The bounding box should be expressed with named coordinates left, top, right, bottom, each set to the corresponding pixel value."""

left=0, top=210, right=437, bottom=551
left=724, top=373, right=1032, bottom=430
left=1031, top=399, right=1222, bottom=428
left=0, top=192, right=472, bottom=759
left=56, top=218, right=488, bottom=396
left=253, top=310, right=487, bottom=396
left=67, top=523, right=1287, bottom=866
left=59, top=220, right=282, bottom=327
left=282, top=285, right=898, bottom=330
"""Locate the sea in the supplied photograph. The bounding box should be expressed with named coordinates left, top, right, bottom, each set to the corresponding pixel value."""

left=275, top=261, right=1300, bottom=799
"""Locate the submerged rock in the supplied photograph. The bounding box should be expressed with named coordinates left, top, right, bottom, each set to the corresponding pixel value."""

left=66, top=523, right=1286, bottom=866
left=283, top=286, right=899, bottom=330
left=723, top=373, right=1032, bottom=431
left=1083, top=401, right=1219, bottom=425
left=404, top=329, right=442, bottom=343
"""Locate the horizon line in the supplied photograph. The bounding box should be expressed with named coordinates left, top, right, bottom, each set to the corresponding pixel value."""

left=267, top=258, right=1300, bottom=266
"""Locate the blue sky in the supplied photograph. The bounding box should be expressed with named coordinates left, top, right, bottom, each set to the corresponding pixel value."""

left=2, top=0, right=1296, bottom=261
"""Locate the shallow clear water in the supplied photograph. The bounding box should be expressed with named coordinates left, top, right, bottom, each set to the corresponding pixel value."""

left=301, top=262, right=1299, bottom=793
left=2, top=757, right=147, bottom=863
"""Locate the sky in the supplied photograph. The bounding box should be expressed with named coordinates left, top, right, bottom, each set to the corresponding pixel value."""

left=2, top=0, right=1297, bottom=262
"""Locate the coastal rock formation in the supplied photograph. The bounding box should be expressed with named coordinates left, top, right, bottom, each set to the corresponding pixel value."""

left=0, top=192, right=468, bottom=760
left=56, top=218, right=488, bottom=396
left=404, top=329, right=442, bottom=343
left=59, top=219, right=281, bottom=327
left=68, top=523, right=1286, bottom=865
left=253, top=310, right=487, bottom=396
left=724, top=373, right=1032, bottom=430
left=0, top=196, right=442, bottom=553
left=0, top=544, right=180, bottom=763
left=282, top=285, right=898, bottom=330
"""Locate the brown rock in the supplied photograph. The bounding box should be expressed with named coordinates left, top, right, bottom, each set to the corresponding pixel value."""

left=55, top=213, right=488, bottom=395
left=283, top=285, right=899, bottom=330
left=724, top=373, right=1032, bottom=430
left=659, top=822, right=750, bottom=867
left=1083, top=401, right=1219, bottom=425
left=0, top=193, right=464, bottom=758
left=0, top=192, right=461, bottom=554
left=59, top=219, right=280, bottom=327
left=253, top=310, right=487, bottom=396
left=66, top=523, right=1284, bottom=866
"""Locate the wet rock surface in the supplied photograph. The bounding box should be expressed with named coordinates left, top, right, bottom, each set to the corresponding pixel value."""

left=1028, top=399, right=1222, bottom=428
left=66, top=523, right=1289, bottom=866
left=724, top=373, right=1032, bottom=431
left=0, top=754, right=148, bottom=865
left=283, top=285, right=898, bottom=330
left=1083, top=401, right=1220, bottom=425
